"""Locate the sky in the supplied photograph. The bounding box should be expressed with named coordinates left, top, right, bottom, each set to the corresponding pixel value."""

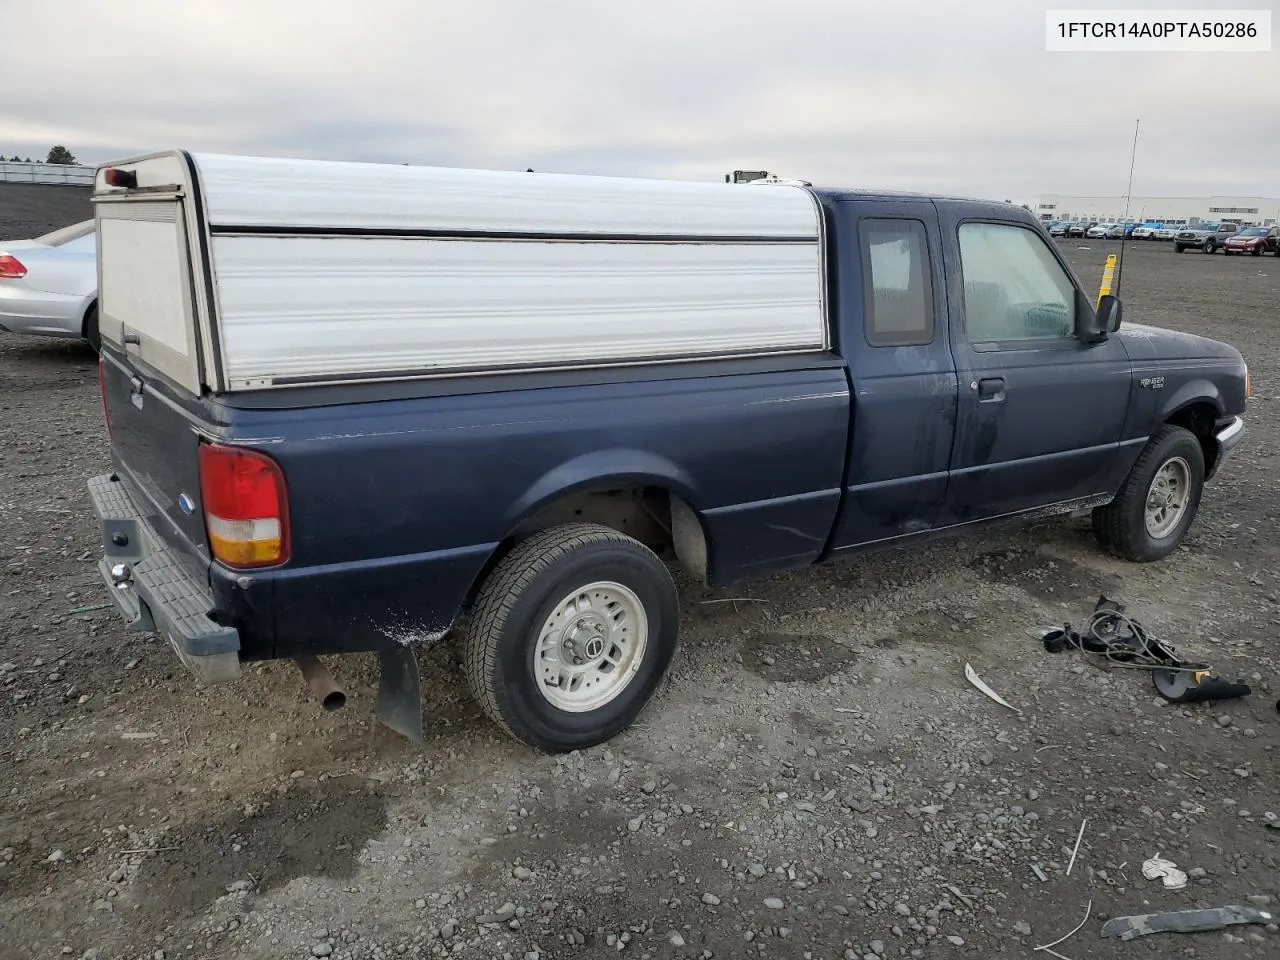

left=1, top=0, right=1277, bottom=203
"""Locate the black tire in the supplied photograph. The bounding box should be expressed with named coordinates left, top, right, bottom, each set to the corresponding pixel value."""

left=1092, top=425, right=1205, bottom=562
left=1203, top=240, right=1216, bottom=254
left=1224, top=248, right=1233, bottom=257
left=83, top=304, right=100, bottom=353
left=1251, top=245, right=1262, bottom=257
left=1174, top=244, right=1186, bottom=253
left=462, top=522, right=679, bottom=752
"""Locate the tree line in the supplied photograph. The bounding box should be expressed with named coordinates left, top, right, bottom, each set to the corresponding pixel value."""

left=2, top=146, right=79, bottom=165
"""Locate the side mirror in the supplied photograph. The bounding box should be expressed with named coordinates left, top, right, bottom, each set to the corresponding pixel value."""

left=1075, top=290, right=1121, bottom=343
left=1096, top=294, right=1123, bottom=333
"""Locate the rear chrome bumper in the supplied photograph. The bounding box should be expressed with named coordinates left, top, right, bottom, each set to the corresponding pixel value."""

left=88, top=473, right=241, bottom=683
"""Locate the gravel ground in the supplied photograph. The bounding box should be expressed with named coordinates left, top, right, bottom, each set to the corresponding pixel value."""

left=0, top=184, right=92, bottom=241
left=1, top=236, right=1277, bottom=960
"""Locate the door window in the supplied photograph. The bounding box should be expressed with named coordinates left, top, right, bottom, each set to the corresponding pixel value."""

left=958, top=222, right=1075, bottom=342
left=861, top=219, right=934, bottom=346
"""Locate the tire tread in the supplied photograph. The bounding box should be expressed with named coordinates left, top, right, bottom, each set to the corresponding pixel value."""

left=462, top=523, right=671, bottom=745
left=1093, top=424, right=1202, bottom=561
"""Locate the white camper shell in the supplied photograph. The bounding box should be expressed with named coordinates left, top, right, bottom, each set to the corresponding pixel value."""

left=92, top=152, right=829, bottom=392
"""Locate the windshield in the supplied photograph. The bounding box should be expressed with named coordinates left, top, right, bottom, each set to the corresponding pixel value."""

left=34, top=220, right=95, bottom=246
left=1238, top=228, right=1267, bottom=237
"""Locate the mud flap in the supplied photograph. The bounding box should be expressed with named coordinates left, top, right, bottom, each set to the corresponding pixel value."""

left=375, top=647, right=424, bottom=744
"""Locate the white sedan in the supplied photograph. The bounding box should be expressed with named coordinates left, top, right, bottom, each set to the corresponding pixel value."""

left=0, top=220, right=99, bottom=350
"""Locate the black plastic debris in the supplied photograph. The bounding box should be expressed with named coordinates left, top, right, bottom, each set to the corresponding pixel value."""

left=1153, top=668, right=1250, bottom=704
left=1101, top=905, right=1275, bottom=941
left=1041, top=596, right=1251, bottom=705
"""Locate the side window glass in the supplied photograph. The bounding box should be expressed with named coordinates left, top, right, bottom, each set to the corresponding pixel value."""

left=958, top=222, right=1075, bottom=342
left=861, top=219, right=934, bottom=346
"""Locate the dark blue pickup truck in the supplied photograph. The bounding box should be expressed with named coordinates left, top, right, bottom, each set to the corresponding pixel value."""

left=88, top=152, right=1248, bottom=752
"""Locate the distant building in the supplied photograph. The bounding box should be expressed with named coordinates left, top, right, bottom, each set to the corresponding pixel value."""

left=1031, top=195, right=1280, bottom=227
left=0, top=161, right=95, bottom=186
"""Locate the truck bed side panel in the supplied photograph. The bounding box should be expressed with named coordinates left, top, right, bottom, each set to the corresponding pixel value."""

left=212, top=364, right=851, bottom=657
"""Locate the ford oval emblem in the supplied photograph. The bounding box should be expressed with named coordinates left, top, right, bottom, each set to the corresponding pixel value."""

left=178, top=493, right=195, bottom=515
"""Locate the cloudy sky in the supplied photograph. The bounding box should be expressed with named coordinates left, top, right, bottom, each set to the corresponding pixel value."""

left=3, top=1, right=1276, bottom=202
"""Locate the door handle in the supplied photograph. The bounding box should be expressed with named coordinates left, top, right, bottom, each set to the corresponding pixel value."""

left=977, top=377, right=1006, bottom=401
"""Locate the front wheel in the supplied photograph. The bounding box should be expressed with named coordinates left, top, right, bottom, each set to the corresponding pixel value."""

left=1203, top=241, right=1217, bottom=254
left=1174, top=244, right=1186, bottom=253
left=1224, top=248, right=1234, bottom=257
left=1092, top=425, right=1205, bottom=562
left=462, top=523, right=680, bottom=751
left=1251, top=245, right=1263, bottom=257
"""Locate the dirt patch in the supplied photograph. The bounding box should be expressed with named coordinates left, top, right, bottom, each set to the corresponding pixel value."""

left=740, top=632, right=858, bottom=682
left=871, top=608, right=967, bottom=649
left=969, top=546, right=1125, bottom=602
left=788, top=709, right=835, bottom=740
left=131, top=775, right=387, bottom=921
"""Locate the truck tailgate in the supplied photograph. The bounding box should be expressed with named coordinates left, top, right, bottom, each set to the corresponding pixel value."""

left=100, top=349, right=211, bottom=566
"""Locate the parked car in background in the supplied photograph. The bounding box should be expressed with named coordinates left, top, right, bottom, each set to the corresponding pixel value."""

left=1174, top=223, right=1239, bottom=254
left=1132, top=222, right=1164, bottom=239
left=1223, top=226, right=1280, bottom=257
left=1067, top=222, right=1092, bottom=238
left=1087, top=223, right=1117, bottom=239
left=1155, top=224, right=1182, bottom=240
left=1048, top=221, right=1069, bottom=237
left=0, top=220, right=99, bottom=350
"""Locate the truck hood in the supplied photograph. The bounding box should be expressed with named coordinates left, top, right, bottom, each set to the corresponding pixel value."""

left=1117, top=322, right=1243, bottom=362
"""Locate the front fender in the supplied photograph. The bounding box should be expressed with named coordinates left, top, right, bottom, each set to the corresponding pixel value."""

left=1158, top=379, right=1224, bottom=422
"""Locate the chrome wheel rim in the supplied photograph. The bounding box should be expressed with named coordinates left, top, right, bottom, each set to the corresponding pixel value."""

left=1145, top=457, right=1191, bottom=539
left=534, top=581, right=648, bottom=712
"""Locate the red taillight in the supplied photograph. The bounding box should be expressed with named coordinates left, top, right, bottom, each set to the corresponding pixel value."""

left=103, top=167, right=138, bottom=188
left=198, top=443, right=290, bottom=568
left=0, top=255, right=26, bottom=279
left=98, top=357, right=112, bottom=438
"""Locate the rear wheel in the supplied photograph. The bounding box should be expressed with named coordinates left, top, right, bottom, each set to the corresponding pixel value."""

left=462, top=523, right=680, bottom=751
left=1092, top=425, right=1205, bottom=562
left=83, top=305, right=100, bottom=353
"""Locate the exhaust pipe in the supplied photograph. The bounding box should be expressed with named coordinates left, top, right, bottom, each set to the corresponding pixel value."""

left=294, top=655, right=347, bottom=711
